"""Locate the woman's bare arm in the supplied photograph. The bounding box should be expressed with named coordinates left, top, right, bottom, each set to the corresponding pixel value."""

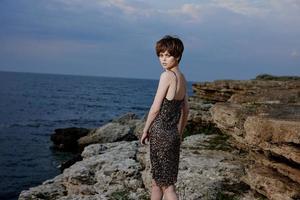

left=143, top=72, right=170, bottom=133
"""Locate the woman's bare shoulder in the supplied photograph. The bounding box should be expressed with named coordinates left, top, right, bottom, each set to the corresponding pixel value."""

left=160, top=71, right=174, bottom=80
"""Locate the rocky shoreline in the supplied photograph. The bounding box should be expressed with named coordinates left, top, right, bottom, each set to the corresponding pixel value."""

left=19, top=74, right=300, bottom=200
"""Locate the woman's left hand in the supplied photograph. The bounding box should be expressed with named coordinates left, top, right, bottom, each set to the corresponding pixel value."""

left=140, top=130, right=149, bottom=145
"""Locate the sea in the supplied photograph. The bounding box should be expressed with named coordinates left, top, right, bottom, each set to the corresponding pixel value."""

left=0, top=71, right=194, bottom=200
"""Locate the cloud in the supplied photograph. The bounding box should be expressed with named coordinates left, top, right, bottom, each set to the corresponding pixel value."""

left=1, top=0, right=300, bottom=79
left=105, top=0, right=139, bottom=14
left=268, top=0, right=300, bottom=11
left=211, top=0, right=269, bottom=17
left=291, top=50, right=300, bottom=58
left=266, top=0, right=300, bottom=22
left=166, top=4, right=205, bottom=22
left=50, top=0, right=300, bottom=25
left=54, top=0, right=152, bottom=16
left=52, top=0, right=205, bottom=22
left=50, top=1, right=204, bottom=23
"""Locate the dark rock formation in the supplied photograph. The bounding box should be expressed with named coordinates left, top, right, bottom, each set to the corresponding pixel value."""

left=50, top=127, right=90, bottom=152
left=58, top=154, right=82, bottom=172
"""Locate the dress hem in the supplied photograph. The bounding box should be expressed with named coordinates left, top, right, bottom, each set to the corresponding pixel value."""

left=151, top=174, right=178, bottom=187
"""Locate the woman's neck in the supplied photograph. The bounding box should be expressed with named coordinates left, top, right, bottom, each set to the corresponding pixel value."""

left=166, top=65, right=179, bottom=73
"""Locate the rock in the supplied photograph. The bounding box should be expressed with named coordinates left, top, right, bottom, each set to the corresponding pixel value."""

left=58, top=154, right=83, bottom=172
left=192, top=80, right=238, bottom=102
left=255, top=73, right=300, bottom=81
left=175, top=134, right=250, bottom=199
left=210, top=103, right=246, bottom=134
left=111, top=112, right=139, bottom=125
left=186, top=96, right=219, bottom=135
left=229, top=88, right=300, bottom=104
left=241, top=164, right=300, bottom=200
left=50, top=127, right=90, bottom=152
left=192, top=77, right=300, bottom=104
left=51, top=113, right=141, bottom=153
left=77, top=113, right=141, bottom=150
left=137, top=133, right=257, bottom=200
left=134, top=119, right=145, bottom=137
left=63, top=141, right=148, bottom=198
left=57, top=194, right=108, bottom=200
left=78, top=122, right=138, bottom=150
left=249, top=151, right=300, bottom=185
left=205, top=77, right=300, bottom=199
left=259, top=143, right=300, bottom=169
left=19, top=174, right=67, bottom=200
left=19, top=141, right=148, bottom=199
left=244, top=115, right=300, bottom=146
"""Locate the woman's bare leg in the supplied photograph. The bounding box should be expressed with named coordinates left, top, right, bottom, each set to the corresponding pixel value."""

left=162, top=185, right=178, bottom=200
left=151, top=179, right=163, bottom=200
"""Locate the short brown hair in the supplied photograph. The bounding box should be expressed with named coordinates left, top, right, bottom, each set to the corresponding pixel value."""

left=155, top=35, right=184, bottom=63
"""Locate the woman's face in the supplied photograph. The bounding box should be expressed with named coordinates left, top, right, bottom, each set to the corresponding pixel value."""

left=158, top=50, right=178, bottom=70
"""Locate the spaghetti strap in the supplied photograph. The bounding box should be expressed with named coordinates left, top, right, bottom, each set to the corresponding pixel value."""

left=169, top=71, right=177, bottom=99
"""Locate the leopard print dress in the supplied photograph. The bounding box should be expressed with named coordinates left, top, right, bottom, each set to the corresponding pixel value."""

left=148, top=71, right=185, bottom=187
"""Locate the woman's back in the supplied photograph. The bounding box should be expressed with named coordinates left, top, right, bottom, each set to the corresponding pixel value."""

left=165, top=70, right=187, bottom=101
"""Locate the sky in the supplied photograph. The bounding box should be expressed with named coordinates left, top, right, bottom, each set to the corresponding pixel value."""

left=0, top=0, right=299, bottom=82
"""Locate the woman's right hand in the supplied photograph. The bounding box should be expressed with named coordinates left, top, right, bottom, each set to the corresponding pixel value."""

left=140, top=131, right=149, bottom=145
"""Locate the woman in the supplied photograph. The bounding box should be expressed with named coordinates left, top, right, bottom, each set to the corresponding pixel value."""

left=140, top=35, right=190, bottom=200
